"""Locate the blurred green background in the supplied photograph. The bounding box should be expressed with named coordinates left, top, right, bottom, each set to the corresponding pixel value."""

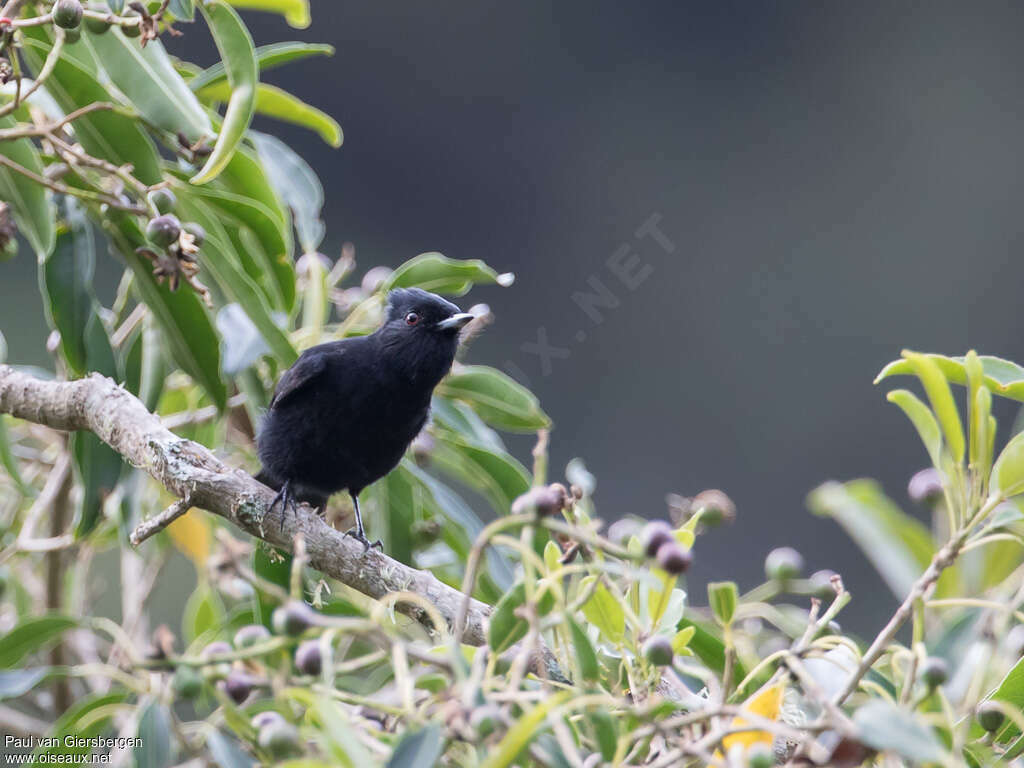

left=4, top=1, right=1024, bottom=633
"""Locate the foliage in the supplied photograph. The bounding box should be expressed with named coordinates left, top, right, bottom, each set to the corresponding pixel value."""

left=2, top=3, right=1024, bottom=767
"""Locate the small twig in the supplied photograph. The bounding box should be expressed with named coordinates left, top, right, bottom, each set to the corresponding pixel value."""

left=0, top=154, right=144, bottom=212
left=0, top=27, right=62, bottom=118
left=0, top=102, right=121, bottom=140
left=129, top=495, right=193, bottom=546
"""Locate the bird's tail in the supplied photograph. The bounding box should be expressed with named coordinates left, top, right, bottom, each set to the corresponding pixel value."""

left=254, top=469, right=280, bottom=491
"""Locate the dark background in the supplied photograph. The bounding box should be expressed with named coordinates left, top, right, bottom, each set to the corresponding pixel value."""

left=4, top=1, right=1024, bottom=632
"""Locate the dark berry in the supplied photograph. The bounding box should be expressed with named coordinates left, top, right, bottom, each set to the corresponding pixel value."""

left=656, top=542, right=692, bottom=575
left=53, top=0, right=84, bottom=29
left=643, top=635, right=674, bottom=667
left=294, top=640, right=322, bottom=676
left=765, top=547, right=803, bottom=581
left=641, top=520, right=674, bottom=558
left=233, top=624, right=271, bottom=649
left=146, top=214, right=181, bottom=248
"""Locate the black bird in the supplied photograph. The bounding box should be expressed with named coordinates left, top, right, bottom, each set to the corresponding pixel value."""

left=255, top=288, right=475, bottom=549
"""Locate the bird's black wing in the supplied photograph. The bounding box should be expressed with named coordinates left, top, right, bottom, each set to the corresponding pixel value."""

left=268, top=350, right=329, bottom=410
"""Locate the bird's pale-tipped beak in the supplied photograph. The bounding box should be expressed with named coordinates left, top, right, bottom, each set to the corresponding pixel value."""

left=437, top=313, right=475, bottom=331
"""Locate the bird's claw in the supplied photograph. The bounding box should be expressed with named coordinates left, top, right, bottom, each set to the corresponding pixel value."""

left=268, top=481, right=300, bottom=532
left=345, top=529, right=383, bottom=552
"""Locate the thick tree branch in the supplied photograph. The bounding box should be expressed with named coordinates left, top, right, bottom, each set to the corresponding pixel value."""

left=0, top=365, right=495, bottom=647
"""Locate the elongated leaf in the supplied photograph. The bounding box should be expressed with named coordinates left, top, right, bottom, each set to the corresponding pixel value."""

left=387, top=724, right=442, bottom=768
left=175, top=192, right=297, bottom=365
left=385, top=252, right=513, bottom=296
left=19, top=30, right=163, bottom=186
left=169, top=171, right=291, bottom=310
left=0, top=416, right=29, bottom=496
left=199, top=80, right=342, bottom=146
left=372, top=466, right=418, bottom=565
left=903, top=351, right=965, bottom=463
left=169, top=0, right=195, bottom=20
left=886, top=389, right=943, bottom=469
left=482, top=692, right=570, bottom=768
left=205, top=730, right=251, bottom=768
left=189, top=41, right=334, bottom=91
left=708, top=581, right=738, bottom=627
left=106, top=213, right=226, bottom=409
left=488, top=582, right=555, bottom=653
left=250, top=131, right=323, bottom=254
left=878, top=353, right=1024, bottom=403
left=568, top=617, right=600, bottom=682
left=0, top=112, right=54, bottom=258
left=0, top=667, right=51, bottom=700
left=134, top=701, right=173, bottom=768
left=32, top=691, right=129, bottom=763
left=193, top=2, right=257, bottom=183
left=228, top=0, right=310, bottom=28
left=39, top=201, right=105, bottom=376
left=809, top=479, right=941, bottom=600
left=86, top=32, right=210, bottom=142
left=852, top=700, right=946, bottom=763
left=0, top=615, right=77, bottom=668
left=992, top=430, right=1024, bottom=499
left=439, top=365, right=550, bottom=432
left=71, top=430, right=123, bottom=537
left=183, top=583, right=226, bottom=644
left=431, top=431, right=530, bottom=514
left=579, top=576, right=625, bottom=645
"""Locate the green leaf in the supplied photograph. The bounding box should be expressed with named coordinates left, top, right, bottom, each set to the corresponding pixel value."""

left=671, top=625, right=696, bottom=656
left=852, top=700, right=946, bottom=763
left=205, top=730, right=251, bottom=768
left=227, top=0, right=310, bottom=28
left=193, top=2, right=258, bottom=183
left=481, top=692, right=570, bottom=768
left=387, top=724, right=443, bottom=768
left=439, top=365, right=550, bottom=432
left=106, top=213, right=227, bottom=409
left=588, top=710, right=618, bottom=762
left=992, top=430, right=1024, bottom=499
left=903, top=351, right=965, bottom=463
left=314, top=696, right=375, bottom=767
left=877, top=353, right=1024, bottom=403
left=809, top=480, right=941, bottom=600
left=85, top=32, right=212, bottom=143
left=168, top=0, right=195, bottom=20
left=199, top=80, right=342, bottom=147
left=707, top=581, right=738, bottom=627
left=384, top=252, right=514, bottom=296
left=252, top=544, right=291, bottom=627
left=189, top=41, right=334, bottom=91
left=218, top=145, right=296, bottom=307
left=0, top=667, right=51, bottom=700
left=0, top=615, right=77, bottom=668
left=568, top=617, right=599, bottom=682
left=431, top=431, right=531, bottom=514
left=982, top=655, right=1024, bottom=742
left=32, top=691, right=129, bottom=763
left=579, top=576, right=625, bottom=646
left=0, top=416, right=29, bottom=496
left=19, top=28, right=163, bottom=185
left=174, top=192, right=297, bottom=365
left=676, top=618, right=747, bottom=681
left=70, top=430, right=123, bottom=537
left=39, top=202, right=110, bottom=376
left=886, top=389, right=943, bottom=469
left=372, top=466, right=419, bottom=565
left=183, top=583, right=226, bottom=644
left=250, top=131, right=323, bottom=254
left=488, top=582, right=555, bottom=653
left=0, top=112, right=54, bottom=259
left=133, top=701, right=173, bottom=768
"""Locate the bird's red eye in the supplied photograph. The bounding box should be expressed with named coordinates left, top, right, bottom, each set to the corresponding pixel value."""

left=404, top=311, right=420, bottom=326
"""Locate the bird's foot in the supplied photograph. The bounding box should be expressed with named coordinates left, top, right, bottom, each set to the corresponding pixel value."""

left=344, top=528, right=383, bottom=552
left=268, top=481, right=300, bottom=531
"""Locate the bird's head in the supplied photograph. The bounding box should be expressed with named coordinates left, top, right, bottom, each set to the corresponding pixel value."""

left=377, top=288, right=475, bottom=383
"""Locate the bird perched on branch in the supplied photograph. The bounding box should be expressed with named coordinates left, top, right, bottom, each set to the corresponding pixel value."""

left=255, top=288, right=475, bottom=549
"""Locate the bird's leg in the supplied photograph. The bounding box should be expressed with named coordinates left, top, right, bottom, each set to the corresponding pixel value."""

left=344, top=492, right=382, bottom=551
left=268, top=480, right=300, bottom=532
